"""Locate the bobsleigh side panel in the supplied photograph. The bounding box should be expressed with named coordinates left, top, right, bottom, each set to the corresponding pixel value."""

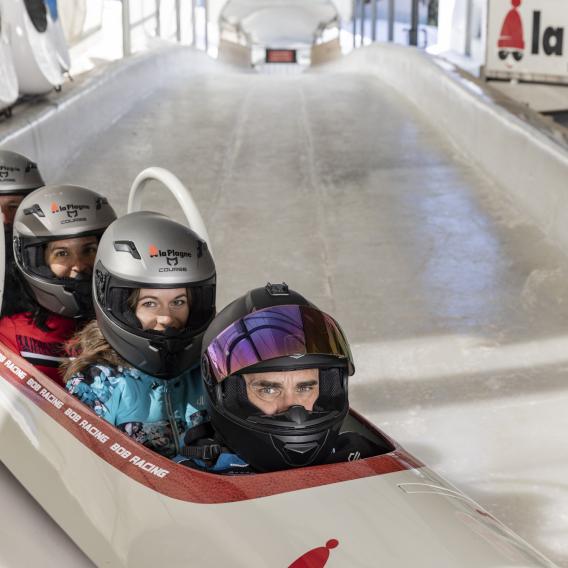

left=0, top=344, right=419, bottom=503
left=0, top=345, right=555, bottom=567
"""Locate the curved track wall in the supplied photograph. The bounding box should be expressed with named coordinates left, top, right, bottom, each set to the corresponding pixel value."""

left=333, top=44, right=568, bottom=252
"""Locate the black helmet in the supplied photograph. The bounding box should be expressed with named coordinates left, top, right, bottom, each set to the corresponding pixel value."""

left=94, top=211, right=216, bottom=379
left=201, top=283, right=354, bottom=473
left=13, top=184, right=117, bottom=318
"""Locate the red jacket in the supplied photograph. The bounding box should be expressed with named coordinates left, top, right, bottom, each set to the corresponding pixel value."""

left=0, top=313, right=77, bottom=386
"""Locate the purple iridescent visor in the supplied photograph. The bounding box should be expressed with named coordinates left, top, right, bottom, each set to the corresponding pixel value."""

left=204, top=305, right=354, bottom=383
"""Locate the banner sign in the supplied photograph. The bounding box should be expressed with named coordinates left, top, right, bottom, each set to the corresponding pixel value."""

left=485, top=0, right=568, bottom=83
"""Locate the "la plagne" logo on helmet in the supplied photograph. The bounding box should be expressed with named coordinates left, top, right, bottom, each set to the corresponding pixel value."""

left=50, top=202, right=90, bottom=223
left=0, top=165, right=19, bottom=182
left=148, top=244, right=192, bottom=272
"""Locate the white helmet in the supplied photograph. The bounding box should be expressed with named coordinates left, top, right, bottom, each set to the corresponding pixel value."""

left=13, top=184, right=117, bottom=317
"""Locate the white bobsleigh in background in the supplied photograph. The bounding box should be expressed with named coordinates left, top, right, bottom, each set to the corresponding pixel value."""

left=0, top=1, right=18, bottom=112
left=57, top=0, right=85, bottom=46
left=44, top=0, right=70, bottom=72
left=2, top=0, right=63, bottom=95
left=58, top=0, right=103, bottom=47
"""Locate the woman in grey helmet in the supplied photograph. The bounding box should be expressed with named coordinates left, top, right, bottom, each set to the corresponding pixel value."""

left=63, top=211, right=216, bottom=459
left=0, top=184, right=117, bottom=385
left=0, top=150, right=46, bottom=315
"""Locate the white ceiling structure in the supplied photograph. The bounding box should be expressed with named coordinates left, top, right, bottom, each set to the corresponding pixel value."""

left=217, top=0, right=352, bottom=46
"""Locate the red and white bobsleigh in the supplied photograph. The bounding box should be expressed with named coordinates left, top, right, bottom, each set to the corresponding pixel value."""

left=0, top=170, right=557, bottom=567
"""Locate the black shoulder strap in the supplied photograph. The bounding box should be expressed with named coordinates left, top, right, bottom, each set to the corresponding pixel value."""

left=179, top=443, right=222, bottom=461
left=182, top=421, right=222, bottom=461
left=184, top=421, right=215, bottom=445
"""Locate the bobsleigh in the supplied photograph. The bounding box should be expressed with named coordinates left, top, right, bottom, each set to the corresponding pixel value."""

left=57, top=0, right=86, bottom=47
left=0, top=170, right=557, bottom=567
left=44, top=0, right=71, bottom=72
left=0, top=0, right=19, bottom=113
left=57, top=0, right=104, bottom=48
left=2, top=0, right=63, bottom=95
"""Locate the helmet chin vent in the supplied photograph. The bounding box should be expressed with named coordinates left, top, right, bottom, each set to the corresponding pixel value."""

left=282, top=405, right=310, bottom=424
left=283, top=442, right=319, bottom=455
left=273, top=434, right=327, bottom=467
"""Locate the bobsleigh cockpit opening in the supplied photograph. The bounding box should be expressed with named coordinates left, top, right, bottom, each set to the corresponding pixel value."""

left=340, top=411, right=396, bottom=456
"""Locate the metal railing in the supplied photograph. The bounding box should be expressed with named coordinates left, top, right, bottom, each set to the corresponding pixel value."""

left=121, top=0, right=208, bottom=57
left=352, top=0, right=422, bottom=48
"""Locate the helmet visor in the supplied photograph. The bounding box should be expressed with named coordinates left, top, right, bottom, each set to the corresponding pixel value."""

left=18, top=233, right=101, bottom=281
left=205, top=305, right=354, bottom=382
left=105, top=282, right=216, bottom=336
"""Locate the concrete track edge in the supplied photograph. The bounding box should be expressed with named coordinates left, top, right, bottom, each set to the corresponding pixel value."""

left=332, top=44, right=568, bottom=252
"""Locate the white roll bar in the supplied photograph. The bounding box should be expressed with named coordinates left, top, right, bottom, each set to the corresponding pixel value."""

left=127, top=166, right=213, bottom=257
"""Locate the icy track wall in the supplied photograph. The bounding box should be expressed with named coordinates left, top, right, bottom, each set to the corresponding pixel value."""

left=0, top=47, right=217, bottom=182
left=334, top=44, right=568, bottom=253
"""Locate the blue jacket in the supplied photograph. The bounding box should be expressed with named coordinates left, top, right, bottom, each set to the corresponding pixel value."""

left=174, top=449, right=252, bottom=474
left=66, top=363, right=206, bottom=458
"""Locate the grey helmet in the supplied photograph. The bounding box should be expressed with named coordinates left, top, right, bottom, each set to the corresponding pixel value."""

left=93, top=211, right=216, bottom=379
left=0, top=150, right=44, bottom=195
left=13, top=184, right=117, bottom=318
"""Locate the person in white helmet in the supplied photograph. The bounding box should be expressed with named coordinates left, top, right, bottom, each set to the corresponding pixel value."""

left=0, top=185, right=117, bottom=385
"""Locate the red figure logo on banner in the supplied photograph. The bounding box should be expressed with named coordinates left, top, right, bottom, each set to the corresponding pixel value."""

left=498, top=0, right=525, bottom=63
left=288, top=539, right=339, bottom=568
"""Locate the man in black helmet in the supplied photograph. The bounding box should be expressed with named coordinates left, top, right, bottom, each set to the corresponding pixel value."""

left=177, top=283, right=385, bottom=474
